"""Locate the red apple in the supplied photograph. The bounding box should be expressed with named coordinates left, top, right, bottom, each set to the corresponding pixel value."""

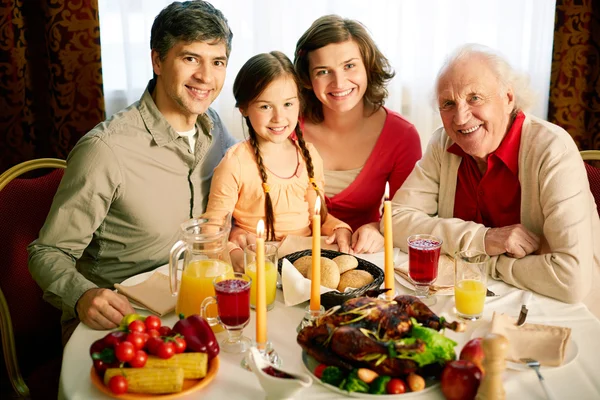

left=441, top=360, right=482, bottom=400
left=460, top=337, right=485, bottom=374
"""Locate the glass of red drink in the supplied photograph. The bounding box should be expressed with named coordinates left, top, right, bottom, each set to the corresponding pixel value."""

left=201, top=272, right=252, bottom=353
left=407, top=234, right=443, bottom=305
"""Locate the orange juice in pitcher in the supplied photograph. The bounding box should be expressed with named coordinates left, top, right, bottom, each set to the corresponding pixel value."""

left=170, top=214, right=233, bottom=333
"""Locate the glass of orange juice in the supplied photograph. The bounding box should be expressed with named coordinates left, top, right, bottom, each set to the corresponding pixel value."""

left=454, top=250, right=490, bottom=320
left=244, top=244, right=278, bottom=311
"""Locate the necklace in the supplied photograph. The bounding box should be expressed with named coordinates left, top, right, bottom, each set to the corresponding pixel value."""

left=265, top=149, right=301, bottom=179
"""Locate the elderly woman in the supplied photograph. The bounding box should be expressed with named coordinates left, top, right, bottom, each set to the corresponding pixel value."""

left=390, top=44, right=600, bottom=311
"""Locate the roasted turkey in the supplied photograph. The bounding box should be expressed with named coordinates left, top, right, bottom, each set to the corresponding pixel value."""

left=297, top=292, right=465, bottom=376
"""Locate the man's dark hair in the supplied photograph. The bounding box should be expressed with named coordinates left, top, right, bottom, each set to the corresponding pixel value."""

left=150, top=1, right=233, bottom=61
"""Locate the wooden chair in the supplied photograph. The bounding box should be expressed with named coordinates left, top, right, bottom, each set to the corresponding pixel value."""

left=0, top=158, right=66, bottom=398
left=581, top=150, right=600, bottom=217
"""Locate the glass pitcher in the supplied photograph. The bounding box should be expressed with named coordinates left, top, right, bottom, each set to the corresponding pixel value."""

left=169, top=213, right=234, bottom=332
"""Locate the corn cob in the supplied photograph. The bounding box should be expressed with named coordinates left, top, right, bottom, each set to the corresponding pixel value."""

left=103, top=367, right=184, bottom=394
left=144, top=353, right=208, bottom=379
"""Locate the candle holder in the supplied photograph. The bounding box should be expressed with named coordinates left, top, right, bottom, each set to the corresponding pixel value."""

left=296, top=304, right=325, bottom=333
left=377, top=288, right=399, bottom=301
left=241, top=341, right=281, bottom=371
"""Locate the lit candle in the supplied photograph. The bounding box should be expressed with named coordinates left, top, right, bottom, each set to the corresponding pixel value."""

left=256, top=220, right=267, bottom=345
left=310, top=197, right=321, bottom=311
left=383, top=182, right=395, bottom=300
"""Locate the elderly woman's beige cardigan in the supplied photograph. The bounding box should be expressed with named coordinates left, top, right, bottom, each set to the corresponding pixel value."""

left=390, top=114, right=600, bottom=310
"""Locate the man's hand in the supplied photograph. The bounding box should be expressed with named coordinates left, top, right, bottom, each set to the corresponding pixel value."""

left=76, top=288, right=135, bottom=330
left=229, top=225, right=255, bottom=249
left=351, top=222, right=384, bottom=254
left=325, top=228, right=353, bottom=254
left=484, top=224, right=540, bottom=259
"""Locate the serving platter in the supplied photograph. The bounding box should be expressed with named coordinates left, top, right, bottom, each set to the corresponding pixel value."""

left=301, top=351, right=440, bottom=398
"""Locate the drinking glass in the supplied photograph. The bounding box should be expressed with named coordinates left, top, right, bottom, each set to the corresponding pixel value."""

left=454, top=250, right=490, bottom=320
left=244, top=244, right=278, bottom=311
left=201, top=272, right=252, bottom=353
left=407, top=234, right=443, bottom=305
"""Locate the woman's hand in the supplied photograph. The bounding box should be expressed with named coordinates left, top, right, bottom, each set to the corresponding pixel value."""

left=229, top=248, right=245, bottom=273
left=325, top=228, right=353, bottom=254
left=351, top=222, right=384, bottom=254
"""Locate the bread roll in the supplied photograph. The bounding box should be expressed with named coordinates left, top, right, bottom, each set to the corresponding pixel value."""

left=332, top=255, right=358, bottom=274
left=337, top=270, right=374, bottom=292
left=306, top=257, right=340, bottom=290
left=292, top=256, right=312, bottom=277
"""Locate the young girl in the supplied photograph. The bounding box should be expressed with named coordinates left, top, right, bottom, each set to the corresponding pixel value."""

left=294, top=15, right=422, bottom=253
left=204, top=51, right=352, bottom=270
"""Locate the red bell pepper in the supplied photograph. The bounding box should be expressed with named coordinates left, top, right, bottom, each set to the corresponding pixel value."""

left=172, top=314, right=220, bottom=359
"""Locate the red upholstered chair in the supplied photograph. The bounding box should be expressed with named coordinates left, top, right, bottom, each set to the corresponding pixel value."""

left=0, top=158, right=66, bottom=398
left=581, top=150, right=600, bottom=217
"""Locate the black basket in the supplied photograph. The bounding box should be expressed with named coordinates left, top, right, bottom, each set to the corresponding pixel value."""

left=278, top=249, right=384, bottom=309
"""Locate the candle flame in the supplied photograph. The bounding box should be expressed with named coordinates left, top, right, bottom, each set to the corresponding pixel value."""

left=257, top=219, right=265, bottom=238
left=384, top=181, right=390, bottom=201
left=314, top=196, right=321, bottom=215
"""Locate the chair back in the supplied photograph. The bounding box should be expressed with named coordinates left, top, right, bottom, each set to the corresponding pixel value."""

left=0, top=158, right=66, bottom=397
left=581, top=150, right=600, bottom=217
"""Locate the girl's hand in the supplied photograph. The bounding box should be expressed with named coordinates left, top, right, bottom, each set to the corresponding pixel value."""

left=229, top=248, right=245, bottom=273
left=229, top=225, right=256, bottom=249
left=325, top=228, right=353, bottom=254
left=351, top=222, right=384, bottom=254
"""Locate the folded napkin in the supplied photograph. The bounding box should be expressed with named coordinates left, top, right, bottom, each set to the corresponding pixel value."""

left=115, top=272, right=177, bottom=316
left=277, top=235, right=338, bottom=258
left=394, top=254, right=455, bottom=294
left=281, top=258, right=336, bottom=306
left=490, top=312, right=572, bottom=366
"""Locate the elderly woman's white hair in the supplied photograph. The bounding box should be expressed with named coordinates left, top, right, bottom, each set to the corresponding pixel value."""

left=433, top=43, right=537, bottom=113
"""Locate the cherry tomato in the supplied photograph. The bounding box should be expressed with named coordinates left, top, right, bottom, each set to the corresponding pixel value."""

left=387, top=378, right=407, bottom=394
left=314, top=364, right=328, bottom=379
left=115, top=341, right=135, bottom=362
left=126, top=332, right=147, bottom=351
left=158, top=326, right=172, bottom=337
left=108, top=375, right=128, bottom=395
left=128, top=350, right=148, bottom=368
left=145, top=315, right=162, bottom=331
left=173, top=337, right=187, bottom=354
left=157, top=341, right=176, bottom=359
left=146, top=337, right=163, bottom=355
left=147, top=329, right=160, bottom=339
left=103, top=331, right=128, bottom=348
left=93, top=359, right=107, bottom=377
left=128, top=320, right=146, bottom=334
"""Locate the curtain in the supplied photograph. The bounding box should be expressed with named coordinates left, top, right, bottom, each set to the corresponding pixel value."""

left=548, top=0, right=600, bottom=150
left=0, top=0, right=105, bottom=173
left=99, top=0, right=556, bottom=149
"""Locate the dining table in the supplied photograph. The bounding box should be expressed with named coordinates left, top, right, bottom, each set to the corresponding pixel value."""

left=59, top=250, right=600, bottom=399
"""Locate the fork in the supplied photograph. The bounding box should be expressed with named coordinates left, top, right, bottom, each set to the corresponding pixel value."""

left=521, top=358, right=557, bottom=400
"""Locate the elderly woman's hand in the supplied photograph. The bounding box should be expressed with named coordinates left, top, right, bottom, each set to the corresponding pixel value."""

left=484, top=224, right=540, bottom=258
left=325, top=228, right=353, bottom=254
left=351, top=222, right=384, bottom=254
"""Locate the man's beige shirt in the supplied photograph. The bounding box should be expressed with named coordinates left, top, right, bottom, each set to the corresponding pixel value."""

left=28, top=83, right=237, bottom=320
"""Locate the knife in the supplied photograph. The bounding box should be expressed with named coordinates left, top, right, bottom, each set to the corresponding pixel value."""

left=516, top=291, right=533, bottom=326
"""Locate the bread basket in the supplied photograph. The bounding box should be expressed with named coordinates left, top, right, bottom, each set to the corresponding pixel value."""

left=278, top=249, right=384, bottom=309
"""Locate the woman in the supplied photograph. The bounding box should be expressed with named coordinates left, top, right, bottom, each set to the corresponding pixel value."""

left=294, top=15, right=422, bottom=254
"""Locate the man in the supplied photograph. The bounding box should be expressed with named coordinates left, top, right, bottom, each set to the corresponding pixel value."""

left=389, top=44, right=600, bottom=314
left=28, top=1, right=237, bottom=339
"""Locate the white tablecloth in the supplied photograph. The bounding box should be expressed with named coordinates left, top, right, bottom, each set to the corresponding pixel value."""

left=59, top=252, right=600, bottom=399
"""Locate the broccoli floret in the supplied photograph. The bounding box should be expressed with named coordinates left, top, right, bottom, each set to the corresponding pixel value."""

left=369, top=376, right=392, bottom=394
left=321, top=366, right=345, bottom=387
left=340, top=369, right=369, bottom=393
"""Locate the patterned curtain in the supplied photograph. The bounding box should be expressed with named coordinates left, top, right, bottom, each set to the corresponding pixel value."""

left=548, top=0, right=600, bottom=150
left=0, top=0, right=105, bottom=173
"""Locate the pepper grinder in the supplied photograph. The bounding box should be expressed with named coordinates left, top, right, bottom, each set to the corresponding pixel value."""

left=475, top=333, right=509, bottom=400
